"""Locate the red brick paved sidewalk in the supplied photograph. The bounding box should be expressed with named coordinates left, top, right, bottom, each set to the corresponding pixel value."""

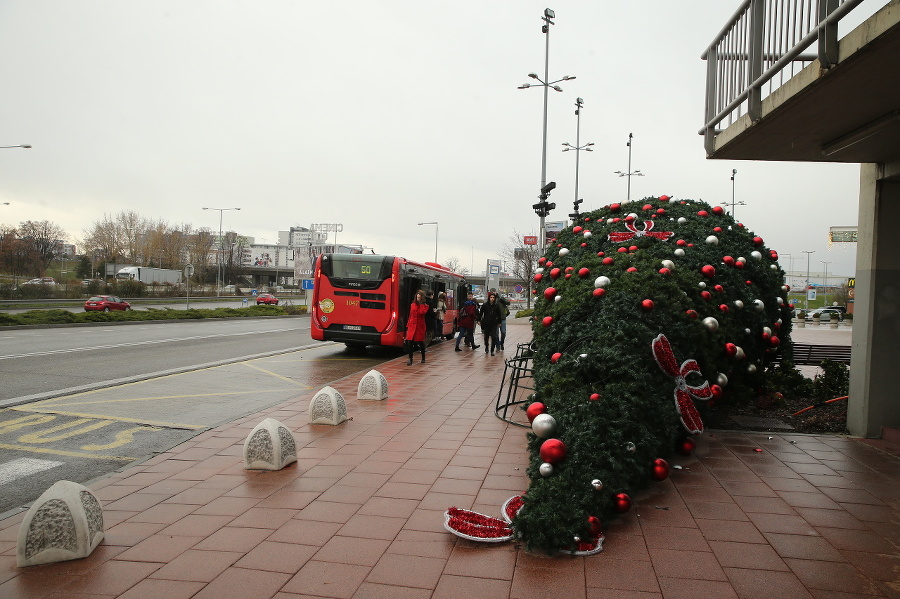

left=1, top=319, right=898, bottom=598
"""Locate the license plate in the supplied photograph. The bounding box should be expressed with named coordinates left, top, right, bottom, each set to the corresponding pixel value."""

left=343, top=325, right=361, bottom=331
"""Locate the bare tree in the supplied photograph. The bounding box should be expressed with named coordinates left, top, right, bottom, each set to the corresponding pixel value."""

left=0, top=225, right=38, bottom=280
left=18, top=220, right=67, bottom=274
left=443, top=256, right=469, bottom=276
left=187, top=229, right=215, bottom=284
left=498, top=230, right=541, bottom=308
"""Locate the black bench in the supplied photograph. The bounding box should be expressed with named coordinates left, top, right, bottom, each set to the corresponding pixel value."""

left=774, top=343, right=851, bottom=366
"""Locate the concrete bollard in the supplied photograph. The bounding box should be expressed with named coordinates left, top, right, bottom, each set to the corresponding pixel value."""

left=309, top=385, right=348, bottom=425
left=17, top=480, right=103, bottom=567
left=357, top=369, right=388, bottom=401
left=243, top=418, right=297, bottom=470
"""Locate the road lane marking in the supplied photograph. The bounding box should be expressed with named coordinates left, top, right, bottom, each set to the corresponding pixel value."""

left=0, top=414, right=57, bottom=434
left=241, top=362, right=311, bottom=386
left=81, top=426, right=159, bottom=451
left=0, top=458, right=64, bottom=485
left=0, top=327, right=306, bottom=360
left=18, top=419, right=114, bottom=443
left=0, top=443, right=134, bottom=461
left=11, top=408, right=206, bottom=430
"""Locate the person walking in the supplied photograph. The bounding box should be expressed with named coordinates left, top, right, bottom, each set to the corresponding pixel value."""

left=423, top=290, right=436, bottom=344
left=454, top=292, right=480, bottom=352
left=497, top=293, right=511, bottom=350
left=434, top=291, right=448, bottom=341
left=478, top=292, right=503, bottom=355
left=405, top=290, right=429, bottom=365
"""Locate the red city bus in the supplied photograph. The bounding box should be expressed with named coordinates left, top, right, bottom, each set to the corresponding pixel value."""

left=310, top=253, right=469, bottom=349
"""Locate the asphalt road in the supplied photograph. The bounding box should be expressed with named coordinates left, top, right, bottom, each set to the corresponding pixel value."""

left=0, top=316, right=400, bottom=516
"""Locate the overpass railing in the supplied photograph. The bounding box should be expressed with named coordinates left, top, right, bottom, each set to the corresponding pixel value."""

left=700, top=0, right=874, bottom=155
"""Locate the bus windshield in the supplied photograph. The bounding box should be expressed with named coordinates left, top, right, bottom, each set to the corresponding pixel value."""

left=320, top=254, right=393, bottom=289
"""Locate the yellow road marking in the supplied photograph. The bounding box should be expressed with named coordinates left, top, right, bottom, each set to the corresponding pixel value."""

left=241, top=362, right=311, bottom=385
left=0, top=443, right=134, bottom=461
left=81, top=426, right=158, bottom=451
left=0, top=413, right=57, bottom=434
left=11, top=407, right=205, bottom=430
left=18, top=419, right=114, bottom=443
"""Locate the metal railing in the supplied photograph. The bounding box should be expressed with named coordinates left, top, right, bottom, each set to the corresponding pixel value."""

left=700, top=0, right=872, bottom=155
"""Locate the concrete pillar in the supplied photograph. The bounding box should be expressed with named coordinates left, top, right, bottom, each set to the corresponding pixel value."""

left=847, top=162, right=900, bottom=438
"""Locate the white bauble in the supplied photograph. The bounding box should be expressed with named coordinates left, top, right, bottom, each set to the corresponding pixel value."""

left=750, top=251, right=762, bottom=260
left=539, top=462, right=554, bottom=477
left=536, top=267, right=544, bottom=274
left=763, top=326, right=772, bottom=335
left=531, top=414, right=557, bottom=438
left=706, top=236, right=719, bottom=245
left=594, top=276, right=611, bottom=288
left=583, top=231, right=592, bottom=238
left=677, top=217, right=687, bottom=224
left=736, top=257, right=747, bottom=264
left=770, top=264, right=778, bottom=270
left=717, top=373, right=729, bottom=386
left=698, top=281, right=707, bottom=289
left=735, top=346, right=746, bottom=360
left=661, top=260, right=675, bottom=270
left=753, top=299, right=765, bottom=312
left=591, top=479, right=603, bottom=490
left=559, top=248, right=570, bottom=257
left=746, top=364, right=757, bottom=374
left=734, top=300, right=744, bottom=310
left=702, top=317, right=719, bottom=332
left=554, top=295, right=562, bottom=302
left=674, top=248, right=686, bottom=257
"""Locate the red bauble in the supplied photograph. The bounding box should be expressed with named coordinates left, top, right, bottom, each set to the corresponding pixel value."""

left=587, top=516, right=602, bottom=537
left=676, top=437, right=696, bottom=456
left=745, top=280, right=753, bottom=286
left=659, top=268, right=671, bottom=276
left=580, top=242, right=587, bottom=247
left=573, top=226, right=583, bottom=234
left=551, top=352, right=562, bottom=364
left=685, top=309, right=698, bottom=319
left=641, top=299, right=655, bottom=311
left=589, top=393, right=600, bottom=401
left=700, top=290, right=712, bottom=301
left=609, top=203, right=621, bottom=212
left=770, top=250, right=779, bottom=259
left=617, top=247, right=628, bottom=253
left=769, top=335, right=781, bottom=347
left=712, top=206, right=724, bottom=215
left=542, top=316, right=554, bottom=327
left=592, top=288, right=606, bottom=298
left=597, top=251, right=605, bottom=257
left=526, top=402, right=546, bottom=422
left=651, top=458, right=670, bottom=481
left=724, top=343, right=737, bottom=357
left=612, top=217, right=620, bottom=223
left=612, top=492, right=632, bottom=513
left=538, top=257, right=547, bottom=266
left=723, top=255, right=735, bottom=266
left=534, top=273, right=543, bottom=283
left=659, top=195, right=670, bottom=202
left=628, top=245, right=638, bottom=252
left=713, top=226, right=723, bottom=233
left=627, top=267, right=638, bottom=273
left=701, top=265, right=716, bottom=278
left=710, top=384, right=723, bottom=399
left=676, top=239, right=687, bottom=246
left=656, top=208, right=666, bottom=215
left=578, top=267, right=590, bottom=278
left=642, top=203, right=653, bottom=211
left=544, top=287, right=557, bottom=300
left=539, top=438, right=567, bottom=464
left=735, top=261, right=745, bottom=269
left=550, top=268, right=561, bottom=279
left=718, top=304, right=729, bottom=313
left=565, top=274, right=571, bottom=279
left=697, top=210, right=709, bottom=217
left=602, top=257, right=615, bottom=265
left=624, top=214, right=636, bottom=222
left=714, top=284, right=724, bottom=293
left=753, top=236, right=764, bottom=246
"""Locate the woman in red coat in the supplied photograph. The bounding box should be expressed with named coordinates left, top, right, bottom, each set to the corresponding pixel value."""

left=405, top=290, right=430, bottom=365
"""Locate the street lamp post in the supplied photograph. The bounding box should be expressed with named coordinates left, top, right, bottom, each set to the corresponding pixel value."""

left=722, top=168, right=747, bottom=217
left=613, top=133, right=644, bottom=202
left=417, top=222, right=438, bottom=263
left=518, top=7, right=575, bottom=252
left=562, top=97, right=593, bottom=223
left=202, top=207, right=241, bottom=297
left=821, top=261, right=831, bottom=305
left=0, top=144, right=31, bottom=149
left=802, top=250, right=815, bottom=310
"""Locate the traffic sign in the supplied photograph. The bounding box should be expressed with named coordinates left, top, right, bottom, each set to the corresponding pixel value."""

left=514, top=284, right=524, bottom=293
left=302, top=279, right=314, bottom=290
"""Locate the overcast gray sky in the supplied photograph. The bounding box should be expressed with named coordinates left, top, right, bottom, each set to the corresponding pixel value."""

left=0, top=1, right=871, bottom=280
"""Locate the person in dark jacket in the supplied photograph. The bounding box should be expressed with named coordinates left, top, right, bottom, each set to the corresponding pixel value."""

left=405, top=290, right=430, bottom=365
left=478, top=293, right=503, bottom=355
left=496, top=293, right=511, bottom=350
left=454, top=292, right=480, bottom=352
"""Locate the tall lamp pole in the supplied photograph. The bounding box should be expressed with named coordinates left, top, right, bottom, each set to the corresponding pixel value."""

left=821, top=261, right=831, bottom=305
left=0, top=144, right=31, bottom=149
left=417, top=222, right=438, bottom=262
left=518, top=7, right=575, bottom=252
left=202, top=207, right=241, bottom=297
left=802, top=250, right=815, bottom=310
left=614, top=133, right=644, bottom=202
left=562, top=97, right=593, bottom=223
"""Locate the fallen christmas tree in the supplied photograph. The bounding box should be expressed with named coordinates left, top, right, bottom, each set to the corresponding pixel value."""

left=511, top=195, right=792, bottom=554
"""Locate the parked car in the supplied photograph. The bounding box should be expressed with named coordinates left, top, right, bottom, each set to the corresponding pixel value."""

left=84, top=295, right=131, bottom=312
left=256, top=293, right=279, bottom=305
left=21, top=277, right=58, bottom=286
left=806, top=307, right=843, bottom=321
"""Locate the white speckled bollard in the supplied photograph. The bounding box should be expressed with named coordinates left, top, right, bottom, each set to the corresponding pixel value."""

left=17, top=480, right=103, bottom=567
left=243, top=418, right=297, bottom=470
left=357, top=369, right=388, bottom=401
left=309, top=385, right=349, bottom=425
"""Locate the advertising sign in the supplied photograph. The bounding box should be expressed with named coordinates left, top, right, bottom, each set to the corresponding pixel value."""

left=523, top=236, right=538, bottom=245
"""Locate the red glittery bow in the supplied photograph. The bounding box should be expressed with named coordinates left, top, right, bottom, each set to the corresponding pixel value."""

left=608, top=220, right=674, bottom=243
left=651, top=334, right=712, bottom=434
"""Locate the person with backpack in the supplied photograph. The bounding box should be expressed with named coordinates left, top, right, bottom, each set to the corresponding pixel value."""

left=454, top=292, right=480, bottom=352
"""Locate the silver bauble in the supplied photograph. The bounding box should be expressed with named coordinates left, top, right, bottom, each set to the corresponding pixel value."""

left=627, top=212, right=638, bottom=220
left=625, top=442, right=636, bottom=453
left=554, top=295, right=562, bottom=302
left=735, top=346, right=746, bottom=360
left=746, top=364, right=757, bottom=374
left=744, top=328, right=752, bottom=335
left=677, top=217, right=687, bottom=224
left=736, top=256, right=747, bottom=264
left=573, top=536, right=581, bottom=544
left=717, top=373, right=729, bottom=386
left=781, top=285, right=789, bottom=293
left=531, top=413, right=557, bottom=438
left=606, top=218, right=614, bottom=225
left=777, top=318, right=782, bottom=325
left=702, top=317, right=719, bottom=332
left=535, top=267, right=544, bottom=274
left=661, top=260, right=675, bottom=270
left=559, top=248, right=570, bottom=257
left=734, top=300, right=744, bottom=310
left=770, top=264, right=778, bottom=270
left=583, top=231, right=592, bottom=238
left=763, top=326, right=772, bottom=335
left=591, top=479, right=604, bottom=490
left=776, top=296, right=784, bottom=305
left=674, top=248, right=686, bottom=257
left=751, top=251, right=762, bottom=260
left=753, top=299, right=765, bottom=312
left=698, top=281, right=707, bottom=289
left=706, top=235, right=719, bottom=245
left=594, top=276, right=611, bottom=288
left=539, top=462, right=554, bottom=477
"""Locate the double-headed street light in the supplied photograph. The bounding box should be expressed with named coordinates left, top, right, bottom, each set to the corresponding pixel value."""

left=202, top=207, right=241, bottom=296
left=722, top=168, right=747, bottom=218
left=821, top=261, right=831, bottom=305
left=0, top=144, right=31, bottom=149
left=802, top=250, right=815, bottom=310
left=614, top=133, right=644, bottom=203
left=518, top=7, right=575, bottom=252
left=562, top=97, right=593, bottom=223
left=417, top=222, right=438, bottom=263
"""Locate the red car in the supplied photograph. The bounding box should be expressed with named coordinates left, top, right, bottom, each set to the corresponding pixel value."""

left=256, top=293, right=279, bottom=305
left=84, top=295, right=131, bottom=312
